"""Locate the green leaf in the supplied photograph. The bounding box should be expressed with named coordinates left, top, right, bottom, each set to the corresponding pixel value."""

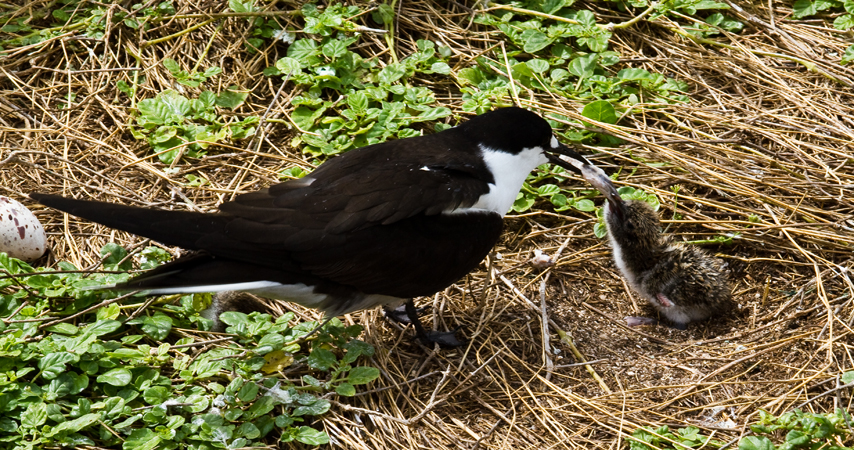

left=574, top=199, right=595, bottom=212
left=550, top=68, right=569, bottom=83
left=374, top=3, right=394, bottom=23
left=551, top=193, right=568, bottom=208
left=784, top=430, right=809, bottom=445
left=568, top=54, right=598, bottom=79
left=123, top=428, right=161, bottom=450
left=236, top=422, right=260, bottom=439
left=238, top=381, right=259, bottom=402
left=841, top=371, right=854, bottom=384
left=275, top=57, right=302, bottom=76
left=87, top=319, right=122, bottom=336
left=792, top=0, right=817, bottom=18
left=526, top=59, right=550, bottom=74
left=512, top=61, right=534, bottom=79
left=541, top=0, right=565, bottom=14
left=594, top=221, right=608, bottom=239
left=537, top=184, right=560, bottom=197
left=21, top=402, right=47, bottom=428
left=293, top=398, right=331, bottom=416
left=348, top=366, right=380, bottom=385
left=97, top=368, right=132, bottom=386
left=512, top=192, right=536, bottom=213
left=379, top=63, right=406, bottom=84
left=336, top=382, right=356, bottom=396
left=294, top=426, right=330, bottom=445
left=137, top=90, right=190, bottom=125
left=101, top=243, right=131, bottom=270
left=198, top=90, right=216, bottom=108
left=44, top=413, right=100, bottom=437
left=414, top=107, right=451, bottom=122
left=576, top=9, right=597, bottom=27
left=288, top=39, right=319, bottom=60
left=430, top=62, right=451, bottom=74
left=842, top=45, right=854, bottom=65
left=117, top=80, right=133, bottom=96
left=457, top=67, right=484, bottom=85
left=581, top=100, right=618, bottom=124
left=150, top=125, right=177, bottom=144
left=245, top=395, right=275, bottom=419
left=834, top=14, right=854, bottom=30
left=140, top=314, right=172, bottom=340
left=39, top=352, right=79, bottom=380
left=307, top=348, right=337, bottom=371
left=162, top=58, right=180, bottom=74
left=520, top=29, right=552, bottom=53
left=347, top=91, right=369, bottom=114
left=143, top=386, right=170, bottom=405
left=45, top=322, right=79, bottom=335
left=216, top=86, right=248, bottom=109
left=738, top=436, right=775, bottom=450
left=138, top=246, right=171, bottom=270
left=322, top=40, right=347, bottom=59
left=618, top=68, right=653, bottom=81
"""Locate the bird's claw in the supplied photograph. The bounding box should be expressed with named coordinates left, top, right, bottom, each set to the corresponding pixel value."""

left=625, top=316, right=659, bottom=327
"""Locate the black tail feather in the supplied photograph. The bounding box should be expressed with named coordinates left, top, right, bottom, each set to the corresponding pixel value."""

left=29, top=193, right=230, bottom=251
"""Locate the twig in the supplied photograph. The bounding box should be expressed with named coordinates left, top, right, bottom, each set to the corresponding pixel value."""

left=39, top=291, right=139, bottom=329
left=499, top=275, right=612, bottom=393
left=540, top=273, right=554, bottom=380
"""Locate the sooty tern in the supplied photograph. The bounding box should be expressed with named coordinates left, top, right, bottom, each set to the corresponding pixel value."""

left=31, top=107, right=599, bottom=345
left=582, top=170, right=733, bottom=330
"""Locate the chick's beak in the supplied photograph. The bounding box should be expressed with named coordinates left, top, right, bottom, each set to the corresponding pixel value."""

left=582, top=165, right=627, bottom=220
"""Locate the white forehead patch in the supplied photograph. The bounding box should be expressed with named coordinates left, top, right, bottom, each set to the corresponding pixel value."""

left=550, top=136, right=559, bottom=148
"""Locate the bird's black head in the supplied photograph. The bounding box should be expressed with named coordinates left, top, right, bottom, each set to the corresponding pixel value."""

left=457, top=107, right=592, bottom=175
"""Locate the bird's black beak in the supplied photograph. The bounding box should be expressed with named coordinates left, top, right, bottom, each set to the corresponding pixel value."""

left=545, top=143, right=590, bottom=175
left=546, top=143, right=627, bottom=220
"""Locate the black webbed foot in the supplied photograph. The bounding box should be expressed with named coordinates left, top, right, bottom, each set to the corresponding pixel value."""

left=417, top=327, right=466, bottom=347
left=389, top=299, right=467, bottom=348
left=383, top=304, right=429, bottom=324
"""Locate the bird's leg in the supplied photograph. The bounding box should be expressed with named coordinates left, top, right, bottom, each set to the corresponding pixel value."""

left=625, top=316, right=660, bottom=327
left=624, top=316, right=687, bottom=330
left=383, top=303, right=429, bottom=324
left=396, top=299, right=466, bottom=347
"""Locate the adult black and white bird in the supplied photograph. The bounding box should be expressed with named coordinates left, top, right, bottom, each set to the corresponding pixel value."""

left=582, top=170, right=732, bottom=329
left=31, top=107, right=598, bottom=345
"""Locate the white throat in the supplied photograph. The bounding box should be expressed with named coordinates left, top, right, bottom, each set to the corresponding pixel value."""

left=448, top=145, right=548, bottom=216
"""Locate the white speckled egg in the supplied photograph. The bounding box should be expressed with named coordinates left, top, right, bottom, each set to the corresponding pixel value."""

left=0, top=196, right=47, bottom=262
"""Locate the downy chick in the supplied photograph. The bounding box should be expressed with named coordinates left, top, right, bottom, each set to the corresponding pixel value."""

left=580, top=167, right=732, bottom=329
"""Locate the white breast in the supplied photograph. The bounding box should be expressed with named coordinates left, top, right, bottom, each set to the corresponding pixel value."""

left=447, top=145, right=548, bottom=216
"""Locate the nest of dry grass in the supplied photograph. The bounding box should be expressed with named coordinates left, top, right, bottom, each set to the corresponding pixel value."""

left=1, top=0, right=853, bottom=448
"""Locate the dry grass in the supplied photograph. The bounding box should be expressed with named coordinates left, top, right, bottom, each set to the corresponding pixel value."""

left=2, top=0, right=853, bottom=448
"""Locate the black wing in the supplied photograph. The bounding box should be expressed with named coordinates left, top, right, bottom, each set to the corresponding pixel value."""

left=30, top=129, right=501, bottom=296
